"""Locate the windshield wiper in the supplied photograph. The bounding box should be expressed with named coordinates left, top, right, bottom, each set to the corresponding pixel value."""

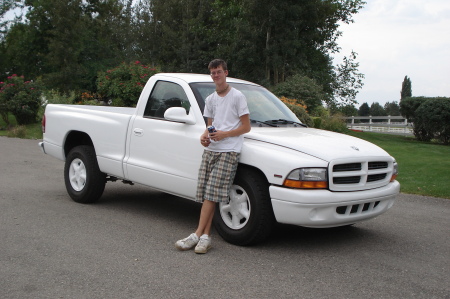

left=250, top=119, right=278, bottom=127
left=267, top=119, right=307, bottom=127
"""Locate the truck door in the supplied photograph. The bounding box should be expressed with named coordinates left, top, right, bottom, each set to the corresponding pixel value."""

left=126, top=80, right=205, bottom=199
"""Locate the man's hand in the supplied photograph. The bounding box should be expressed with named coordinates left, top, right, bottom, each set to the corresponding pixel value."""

left=200, top=132, right=211, bottom=147
left=208, top=130, right=226, bottom=142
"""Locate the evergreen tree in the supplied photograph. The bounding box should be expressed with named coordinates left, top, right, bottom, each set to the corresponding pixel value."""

left=358, top=102, right=370, bottom=116
left=1, top=0, right=366, bottom=104
left=147, top=0, right=365, bottom=106
left=369, top=102, right=386, bottom=116
left=2, top=0, right=127, bottom=91
left=338, top=104, right=358, bottom=116
left=400, top=75, right=412, bottom=99
left=384, top=101, right=401, bottom=116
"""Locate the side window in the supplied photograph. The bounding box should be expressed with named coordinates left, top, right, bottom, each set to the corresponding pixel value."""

left=143, top=81, right=191, bottom=118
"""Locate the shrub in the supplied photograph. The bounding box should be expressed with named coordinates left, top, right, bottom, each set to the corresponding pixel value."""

left=0, top=75, right=43, bottom=125
left=272, top=74, right=326, bottom=112
left=42, top=90, right=78, bottom=105
left=312, top=117, right=322, bottom=128
left=97, top=61, right=160, bottom=107
left=316, top=114, right=349, bottom=133
left=280, top=97, right=313, bottom=127
left=414, top=98, right=450, bottom=144
left=400, top=96, right=425, bottom=122
left=310, top=105, right=329, bottom=118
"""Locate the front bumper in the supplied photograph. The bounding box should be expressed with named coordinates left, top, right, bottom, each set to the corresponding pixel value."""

left=269, top=181, right=400, bottom=228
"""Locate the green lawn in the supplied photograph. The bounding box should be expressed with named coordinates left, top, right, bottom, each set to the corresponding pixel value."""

left=0, top=114, right=43, bottom=139
left=346, top=131, right=450, bottom=199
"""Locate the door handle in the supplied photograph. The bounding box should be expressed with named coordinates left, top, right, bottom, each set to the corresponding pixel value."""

left=133, top=128, right=144, bottom=136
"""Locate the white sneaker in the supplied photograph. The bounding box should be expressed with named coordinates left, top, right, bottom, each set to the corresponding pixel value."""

left=175, top=233, right=199, bottom=251
left=194, top=234, right=211, bottom=254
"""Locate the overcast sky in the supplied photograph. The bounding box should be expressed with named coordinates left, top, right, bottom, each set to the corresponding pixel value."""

left=333, top=0, right=450, bottom=107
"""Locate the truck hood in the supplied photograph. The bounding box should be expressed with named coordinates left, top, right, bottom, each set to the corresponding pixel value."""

left=245, top=127, right=390, bottom=161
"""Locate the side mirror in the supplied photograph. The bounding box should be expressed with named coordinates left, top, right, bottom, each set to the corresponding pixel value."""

left=164, top=107, right=196, bottom=125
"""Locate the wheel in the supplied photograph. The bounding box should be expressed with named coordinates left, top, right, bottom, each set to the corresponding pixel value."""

left=213, top=167, right=275, bottom=246
left=64, top=145, right=106, bottom=203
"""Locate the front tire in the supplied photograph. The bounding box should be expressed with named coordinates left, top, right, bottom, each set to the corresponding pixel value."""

left=213, top=167, right=275, bottom=245
left=64, top=145, right=106, bottom=203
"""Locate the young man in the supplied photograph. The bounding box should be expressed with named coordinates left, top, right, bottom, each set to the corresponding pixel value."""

left=175, top=59, right=251, bottom=254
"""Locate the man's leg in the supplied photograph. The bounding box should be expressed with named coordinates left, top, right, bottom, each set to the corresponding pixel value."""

left=195, top=199, right=216, bottom=237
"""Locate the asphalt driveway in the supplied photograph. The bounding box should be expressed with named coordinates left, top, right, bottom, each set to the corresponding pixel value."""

left=1, top=137, right=449, bottom=299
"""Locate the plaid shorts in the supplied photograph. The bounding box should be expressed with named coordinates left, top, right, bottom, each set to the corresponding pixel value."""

left=196, top=150, right=240, bottom=203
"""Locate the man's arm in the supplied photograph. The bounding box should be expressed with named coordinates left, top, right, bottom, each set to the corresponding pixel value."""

left=209, top=114, right=250, bottom=141
left=200, top=118, right=213, bottom=147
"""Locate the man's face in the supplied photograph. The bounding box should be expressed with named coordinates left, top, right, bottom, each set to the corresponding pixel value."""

left=210, top=66, right=228, bottom=85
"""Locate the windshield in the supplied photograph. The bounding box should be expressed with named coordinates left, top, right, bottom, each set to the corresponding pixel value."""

left=190, top=82, right=302, bottom=127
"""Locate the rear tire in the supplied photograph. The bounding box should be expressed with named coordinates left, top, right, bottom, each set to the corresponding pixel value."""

left=213, top=167, right=275, bottom=245
left=64, top=145, right=106, bottom=203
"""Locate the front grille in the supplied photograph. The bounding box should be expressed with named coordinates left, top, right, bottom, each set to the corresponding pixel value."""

left=367, top=173, right=387, bottom=182
left=333, top=163, right=361, bottom=172
left=334, top=176, right=360, bottom=184
left=369, top=162, right=388, bottom=170
left=329, top=159, right=393, bottom=191
left=336, top=201, right=380, bottom=215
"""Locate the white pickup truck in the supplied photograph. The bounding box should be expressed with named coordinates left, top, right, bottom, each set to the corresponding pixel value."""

left=40, top=73, right=400, bottom=245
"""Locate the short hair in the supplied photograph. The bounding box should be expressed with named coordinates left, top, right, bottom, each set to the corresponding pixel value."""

left=208, top=59, right=227, bottom=71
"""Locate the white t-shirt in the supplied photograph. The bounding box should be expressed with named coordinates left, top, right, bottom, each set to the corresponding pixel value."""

left=203, top=87, right=249, bottom=153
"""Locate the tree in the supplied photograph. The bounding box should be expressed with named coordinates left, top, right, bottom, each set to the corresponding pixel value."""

left=148, top=0, right=215, bottom=73
left=2, top=0, right=128, bottom=91
left=384, top=101, right=400, bottom=116
left=400, top=75, right=412, bottom=99
left=332, top=50, right=365, bottom=106
left=358, top=102, right=370, bottom=116
left=147, top=0, right=366, bottom=102
left=369, top=102, right=386, bottom=116
left=0, top=0, right=22, bottom=40
left=271, top=74, right=326, bottom=112
left=1, top=0, right=366, bottom=106
left=414, top=97, right=450, bottom=144
left=332, top=103, right=358, bottom=116
left=369, top=102, right=386, bottom=122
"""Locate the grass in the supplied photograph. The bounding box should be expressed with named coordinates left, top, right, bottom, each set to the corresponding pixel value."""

left=1, top=113, right=448, bottom=199
left=346, top=131, right=450, bottom=199
left=0, top=113, right=43, bottom=139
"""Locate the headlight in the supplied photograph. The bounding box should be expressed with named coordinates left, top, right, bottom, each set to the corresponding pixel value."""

left=390, top=161, right=398, bottom=182
left=283, top=168, right=328, bottom=189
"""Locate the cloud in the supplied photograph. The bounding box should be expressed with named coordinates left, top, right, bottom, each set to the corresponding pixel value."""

left=334, top=0, right=450, bottom=105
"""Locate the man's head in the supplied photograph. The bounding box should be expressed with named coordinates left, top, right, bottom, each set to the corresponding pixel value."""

left=208, top=59, right=227, bottom=71
left=208, top=59, right=228, bottom=85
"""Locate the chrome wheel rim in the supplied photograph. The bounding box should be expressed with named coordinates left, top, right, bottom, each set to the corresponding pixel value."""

left=219, top=185, right=251, bottom=230
left=69, top=158, right=86, bottom=191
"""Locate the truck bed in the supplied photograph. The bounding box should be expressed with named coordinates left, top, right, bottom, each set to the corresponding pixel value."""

left=43, top=104, right=136, bottom=178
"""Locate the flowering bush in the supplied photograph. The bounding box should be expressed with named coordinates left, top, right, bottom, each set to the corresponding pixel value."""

left=280, top=96, right=313, bottom=127
left=272, top=74, right=325, bottom=112
left=0, top=74, right=43, bottom=125
left=97, top=61, right=160, bottom=107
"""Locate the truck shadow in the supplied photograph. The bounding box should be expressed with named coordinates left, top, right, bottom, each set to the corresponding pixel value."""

left=96, top=184, right=383, bottom=250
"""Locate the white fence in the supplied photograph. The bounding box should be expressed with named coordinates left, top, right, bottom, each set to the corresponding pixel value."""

left=343, top=116, right=413, bottom=135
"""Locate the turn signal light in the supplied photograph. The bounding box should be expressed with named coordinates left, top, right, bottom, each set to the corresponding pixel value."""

left=284, top=180, right=328, bottom=189
left=283, top=168, right=328, bottom=189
